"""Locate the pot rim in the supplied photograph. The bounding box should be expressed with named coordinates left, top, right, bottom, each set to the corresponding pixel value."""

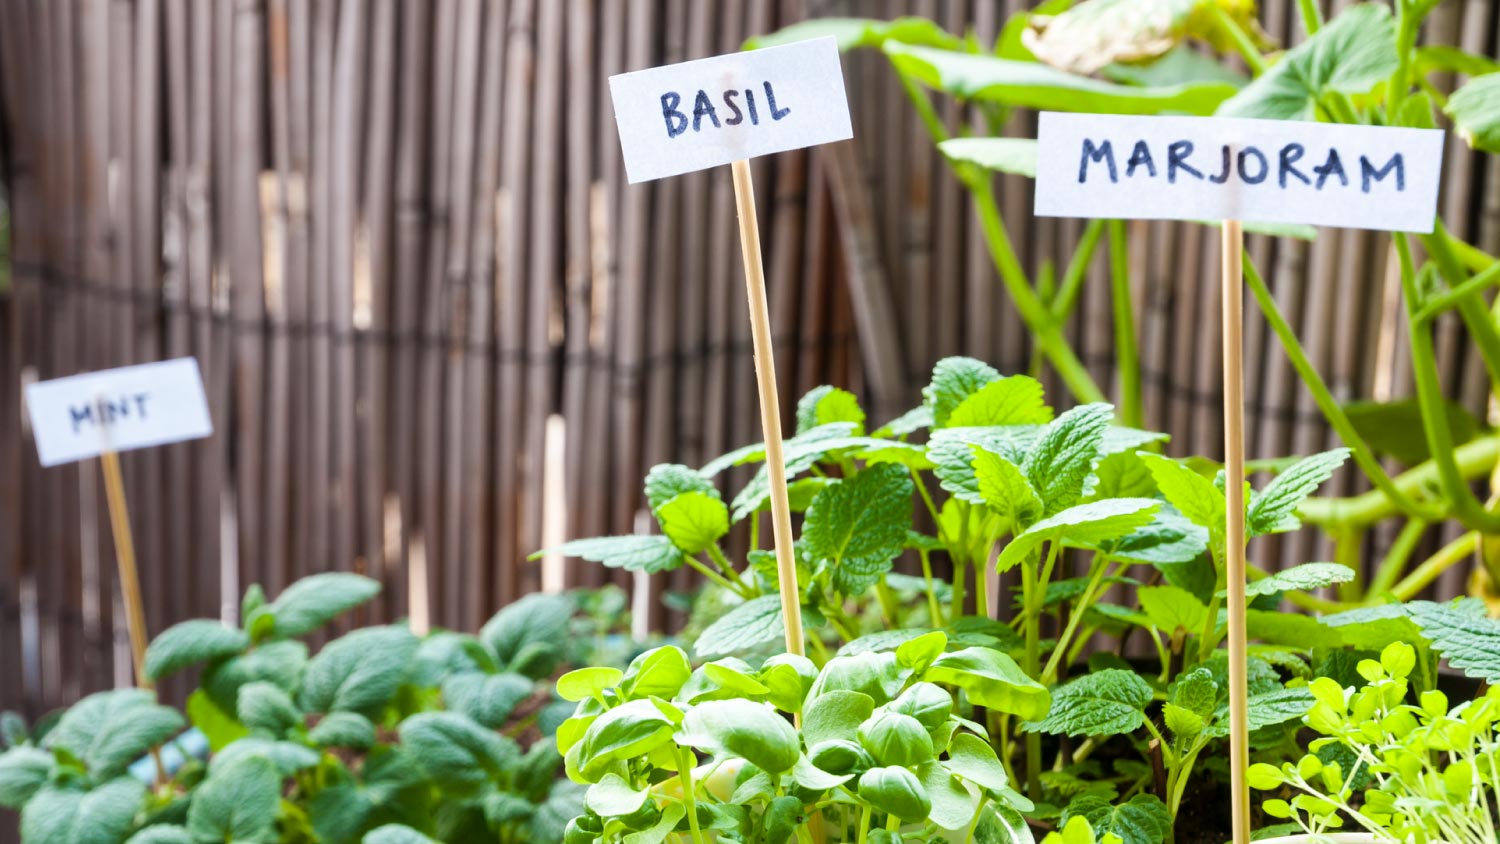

left=1252, top=834, right=1384, bottom=844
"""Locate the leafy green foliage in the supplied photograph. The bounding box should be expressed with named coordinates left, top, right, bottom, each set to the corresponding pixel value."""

left=693, top=595, right=786, bottom=659
left=1219, top=3, right=1397, bottom=119
left=1407, top=600, right=1500, bottom=682
left=801, top=464, right=914, bottom=594
left=1246, top=450, right=1349, bottom=537
left=1444, top=72, right=1500, bottom=153
left=44, top=690, right=185, bottom=780
left=1025, top=670, right=1153, bottom=737
left=1241, top=563, right=1356, bottom=599
left=1061, top=794, right=1172, bottom=844
left=142, top=622, right=250, bottom=682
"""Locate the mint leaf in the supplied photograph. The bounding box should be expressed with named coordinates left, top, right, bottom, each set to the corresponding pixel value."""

left=644, top=464, right=718, bottom=512
left=1238, top=562, right=1355, bottom=599
left=874, top=405, right=934, bottom=438
left=1247, top=449, right=1349, bottom=537
left=1321, top=603, right=1422, bottom=652
left=995, top=498, right=1159, bottom=573
left=1100, top=511, right=1207, bottom=565
left=1023, top=403, right=1115, bottom=516
left=657, top=491, right=729, bottom=554
left=925, top=357, right=1001, bottom=427
left=1062, top=794, right=1171, bottom=844
left=973, top=447, right=1043, bottom=529
left=22, top=779, right=146, bottom=844
left=695, top=595, right=787, bottom=660
left=543, top=535, right=683, bottom=574
left=947, top=376, right=1053, bottom=427
left=1086, top=451, right=1157, bottom=501
left=1205, top=687, right=1314, bottom=737
left=299, top=626, right=419, bottom=715
left=1408, top=600, right=1500, bottom=682
left=266, top=572, right=381, bottom=639
left=1024, top=669, right=1152, bottom=737
left=1140, top=453, right=1224, bottom=533
left=1137, top=585, right=1208, bottom=635
left=44, top=689, right=185, bottom=780
left=797, top=386, right=866, bottom=435
left=143, top=621, right=249, bottom=682
left=1169, top=668, right=1217, bottom=719
left=802, top=464, right=914, bottom=595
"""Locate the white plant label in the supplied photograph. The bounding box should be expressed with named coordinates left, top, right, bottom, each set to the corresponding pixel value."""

left=609, top=36, right=852, bottom=183
left=25, top=357, right=213, bottom=467
left=1034, top=112, right=1444, bottom=233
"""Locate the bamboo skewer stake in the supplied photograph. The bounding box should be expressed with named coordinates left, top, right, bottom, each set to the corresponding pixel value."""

left=1222, top=219, right=1251, bottom=844
left=731, top=158, right=804, bottom=658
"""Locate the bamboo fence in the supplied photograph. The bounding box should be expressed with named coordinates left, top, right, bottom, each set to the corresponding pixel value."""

left=0, top=2, right=1498, bottom=803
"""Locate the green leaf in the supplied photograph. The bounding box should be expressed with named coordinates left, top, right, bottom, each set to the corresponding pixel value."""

left=442, top=671, right=534, bottom=728
left=858, top=766, right=932, bottom=823
left=577, top=701, right=676, bottom=779
left=480, top=591, right=575, bottom=678
left=743, top=16, right=963, bottom=52
left=1100, top=511, right=1207, bottom=566
left=1407, top=600, right=1500, bottom=682
left=657, top=491, right=730, bottom=555
left=895, top=630, right=949, bottom=674
left=309, top=712, right=376, bottom=750
left=995, top=498, right=1160, bottom=573
left=920, top=760, right=980, bottom=830
left=21, top=779, right=145, bottom=844
left=694, top=595, right=786, bottom=660
left=760, top=654, right=818, bottom=713
left=186, top=690, right=248, bottom=752
left=940, top=138, right=1037, bottom=178
left=887, top=41, right=1235, bottom=116
left=621, top=645, right=693, bottom=700
left=237, top=681, right=301, bottom=734
left=0, top=746, right=52, bottom=809
left=143, top=620, right=249, bottom=682
left=1061, top=794, right=1171, bottom=844
left=948, top=376, right=1053, bottom=428
left=1205, top=687, right=1315, bottom=737
left=1344, top=399, right=1482, bottom=465
left=1247, top=449, right=1349, bottom=537
left=1245, top=609, right=1344, bottom=650
left=124, top=827, right=194, bottom=844
left=45, top=689, right=185, bottom=780
left=308, top=781, right=372, bottom=844
left=858, top=711, right=935, bottom=767
left=796, top=386, right=866, bottom=435
left=644, top=463, right=719, bottom=513
left=1103, top=43, right=1248, bottom=88
left=1139, top=453, right=1224, bottom=533
left=1162, top=704, right=1205, bottom=741
left=702, top=421, right=859, bottom=476
left=803, top=690, right=876, bottom=749
left=946, top=732, right=1010, bottom=792
left=400, top=711, right=520, bottom=789
left=974, top=448, right=1044, bottom=529
left=586, top=773, right=650, bottom=817
left=267, top=572, right=381, bottom=639
left=188, top=755, right=280, bottom=844
left=802, top=464, right=914, bottom=595
left=1024, top=670, right=1153, bottom=737
left=1239, top=563, right=1356, bottom=599
left=621, top=802, right=686, bottom=844
left=1137, top=585, right=1208, bottom=634
left=1321, top=603, right=1422, bottom=652
left=924, top=357, right=1002, bottom=428
left=807, top=652, right=905, bottom=705
left=1218, top=3, right=1397, bottom=120
left=540, top=534, right=684, bottom=575
left=200, top=639, right=307, bottom=714
left=300, top=625, right=418, bottom=715
left=1168, top=668, right=1217, bottom=719
left=1446, top=73, right=1500, bottom=153
left=1416, top=45, right=1500, bottom=78
left=874, top=405, right=934, bottom=438
left=926, top=648, right=1051, bottom=721
left=679, top=699, right=800, bottom=774
left=1024, top=404, right=1115, bottom=516
left=363, top=825, right=440, bottom=844
left=209, top=737, right=320, bottom=775
left=1087, top=452, right=1157, bottom=501
left=557, top=667, right=624, bottom=702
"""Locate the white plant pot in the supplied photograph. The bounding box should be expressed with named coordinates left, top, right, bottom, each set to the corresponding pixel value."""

left=1253, top=834, right=1384, bottom=844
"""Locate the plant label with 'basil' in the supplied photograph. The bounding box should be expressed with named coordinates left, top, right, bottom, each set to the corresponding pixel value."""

left=25, top=357, right=213, bottom=467
left=609, top=36, right=852, bottom=183
left=1034, top=112, right=1444, bottom=233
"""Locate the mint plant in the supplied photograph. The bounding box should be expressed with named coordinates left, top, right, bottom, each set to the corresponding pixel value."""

left=0, top=574, right=615, bottom=844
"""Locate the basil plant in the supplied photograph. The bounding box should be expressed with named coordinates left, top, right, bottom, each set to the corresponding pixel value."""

left=555, top=634, right=1041, bottom=844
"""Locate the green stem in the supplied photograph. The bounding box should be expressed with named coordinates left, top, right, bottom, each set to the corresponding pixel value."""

left=1207, top=4, right=1268, bottom=74
left=706, top=543, right=748, bottom=588
left=1413, top=255, right=1500, bottom=324
left=1366, top=518, right=1427, bottom=598
left=1021, top=545, right=1049, bottom=801
left=857, top=805, right=872, bottom=844
left=677, top=748, right=709, bottom=844
left=1295, top=0, right=1323, bottom=34
left=919, top=548, right=944, bottom=626
left=1297, top=437, right=1500, bottom=528
left=1244, top=254, right=1445, bottom=522
left=876, top=580, right=901, bottom=627
left=885, top=814, right=901, bottom=833
left=1421, top=225, right=1500, bottom=391
left=967, top=174, right=1106, bottom=404
left=1052, top=219, right=1107, bottom=320
left=1391, top=531, right=1480, bottom=600
left=685, top=556, right=749, bottom=598
left=1042, top=553, right=1111, bottom=685
left=1108, top=220, right=1144, bottom=429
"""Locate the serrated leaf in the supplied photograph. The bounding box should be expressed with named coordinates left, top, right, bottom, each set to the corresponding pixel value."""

left=796, top=386, right=866, bottom=435
left=1168, top=668, right=1217, bottom=718
left=701, top=422, right=859, bottom=477
left=1247, top=449, right=1349, bottom=537
left=995, top=498, right=1160, bottom=573
left=1163, top=704, right=1205, bottom=741
left=21, top=779, right=146, bottom=844
left=1099, top=511, right=1207, bottom=565
left=1218, top=3, right=1397, bottom=120
left=1062, top=794, right=1171, bottom=844
left=1407, top=600, right=1500, bottom=682
left=728, top=427, right=895, bottom=520
left=874, top=405, right=934, bottom=437
left=442, top=671, right=534, bottom=728
left=1024, top=404, right=1115, bottom=515
left=658, top=491, right=730, bottom=555
left=267, top=572, right=381, bottom=639
left=1086, top=451, right=1157, bottom=501
left=1237, top=563, right=1356, bottom=599
left=1024, top=669, right=1152, bottom=737
left=143, top=620, right=250, bottom=682
left=1139, top=453, right=1223, bottom=533
left=644, top=463, right=719, bottom=513
left=1137, top=585, right=1208, bottom=634
left=1320, top=603, right=1422, bottom=652
left=948, top=376, right=1053, bottom=428
left=299, top=625, right=419, bottom=715
left=1205, top=687, right=1315, bottom=737
left=541, top=534, right=684, bottom=575
left=44, top=690, right=185, bottom=780
left=0, top=746, right=52, bottom=809
left=188, top=756, right=280, bottom=844
left=802, top=464, right=914, bottom=595
left=694, top=595, right=786, bottom=660
left=974, top=448, right=1043, bottom=529
left=400, top=711, right=520, bottom=790
left=925, top=357, right=1002, bottom=428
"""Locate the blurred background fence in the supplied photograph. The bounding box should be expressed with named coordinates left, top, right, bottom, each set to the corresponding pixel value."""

left=1, top=0, right=1498, bottom=733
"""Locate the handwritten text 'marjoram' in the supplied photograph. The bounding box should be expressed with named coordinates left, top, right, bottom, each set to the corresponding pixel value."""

left=1076, top=137, right=1407, bottom=194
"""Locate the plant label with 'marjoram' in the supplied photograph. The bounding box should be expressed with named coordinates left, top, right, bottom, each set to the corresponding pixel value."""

left=1034, top=112, right=1444, bottom=233
left=609, top=36, right=852, bottom=183
left=25, top=357, right=213, bottom=467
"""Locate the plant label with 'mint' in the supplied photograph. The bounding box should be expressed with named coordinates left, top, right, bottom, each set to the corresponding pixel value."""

left=609, top=36, right=852, bottom=183
left=1034, top=112, right=1444, bottom=233
left=25, top=357, right=213, bottom=467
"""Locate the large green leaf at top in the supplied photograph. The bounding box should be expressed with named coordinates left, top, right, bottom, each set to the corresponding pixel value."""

left=44, top=689, right=185, bottom=780
left=1407, top=600, right=1500, bottom=683
left=925, top=648, right=1050, bottom=720
left=744, top=16, right=962, bottom=52
left=1446, top=73, right=1500, bottom=153
left=657, top=491, right=730, bottom=555
left=21, top=779, right=146, bottom=844
left=644, top=463, right=719, bottom=513
left=947, top=376, right=1053, bottom=428
left=802, top=464, right=914, bottom=595
left=1218, top=3, right=1397, bottom=120
left=995, top=498, right=1160, bottom=573
left=263, top=572, right=381, bottom=639
left=1024, top=669, right=1153, bottom=737
left=940, top=138, right=1038, bottom=178
left=886, top=41, right=1236, bottom=116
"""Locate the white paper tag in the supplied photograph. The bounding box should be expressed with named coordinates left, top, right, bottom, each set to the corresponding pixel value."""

left=1034, top=112, right=1444, bottom=233
left=25, top=358, right=213, bottom=467
left=609, top=36, right=853, bottom=183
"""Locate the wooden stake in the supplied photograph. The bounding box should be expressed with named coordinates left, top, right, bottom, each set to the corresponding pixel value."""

left=1222, top=219, right=1250, bottom=844
left=731, top=158, right=805, bottom=657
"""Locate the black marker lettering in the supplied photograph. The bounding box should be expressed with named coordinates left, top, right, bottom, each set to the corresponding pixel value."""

left=1126, top=140, right=1157, bottom=178
left=1313, top=148, right=1348, bottom=190
left=1238, top=147, right=1269, bottom=184
left=723, top=89, right=744, bottom=125
left=70, top=404, right=94, bottom=434
left=1167, top=141, right=1203, bottom=183
left=691, top=90, right=720, bottom=132
left=133, top=393, right=150, bottom=417
left=1360, top=153, right=1404, bottom=193
left=745, top=89, right=759, bottom=125
left=661, top=92, right=687, bottom=138
left=764, top=81, right=790, bottom=121
left=1209, top=144, right=1232, bottom=184
left=1278, top=143, right=1310, bottom=188
left=1078, top=139, right=1117, bottom=184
